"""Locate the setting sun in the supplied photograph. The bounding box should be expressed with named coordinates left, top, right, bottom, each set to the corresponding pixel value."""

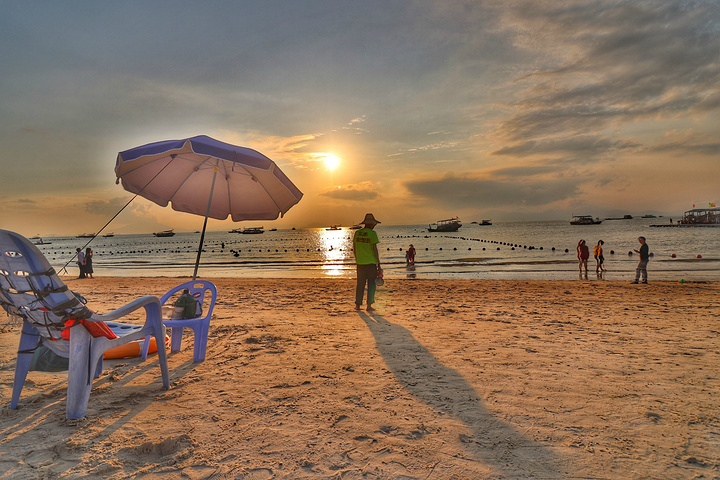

left=323, top=154, right=340, bottom=171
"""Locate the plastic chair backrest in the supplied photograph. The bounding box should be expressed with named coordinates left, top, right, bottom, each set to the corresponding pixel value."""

left=161, top=280, right=217, bottom=318
left=0, top=229, right=91, bottom=339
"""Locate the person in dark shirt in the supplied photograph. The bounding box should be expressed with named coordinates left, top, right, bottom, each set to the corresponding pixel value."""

left=631, top=236, right=649, bottom=284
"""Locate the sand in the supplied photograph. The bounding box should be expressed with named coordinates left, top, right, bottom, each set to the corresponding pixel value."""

left=1, top=277, right=719, bottom=479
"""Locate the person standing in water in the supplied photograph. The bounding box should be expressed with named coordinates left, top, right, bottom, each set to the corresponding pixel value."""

left=576, top=239, right=589, bottom=274
left=594, top=240, right=605, bottom=274
left=353, top=213, right=381, bottom=311
left=631, top=236, right=649, bottom=284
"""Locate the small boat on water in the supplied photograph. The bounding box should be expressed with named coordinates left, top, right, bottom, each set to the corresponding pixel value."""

left=76, top=233, right=95, bottom=238
left=326, top=225, right=342, bottom=231
left=350, top=224, right=362, bottom=230
left=605, top=214, right=633, bottom=220
left=230, top=227, right=264, bottom=234
left=103, top=232, right=115, bottom=237
left=570, top=215, right=602, bottom=225
left=34, top=238, right=52, bottom=245
left=153, top=229, right=175, bottom=237
left=428, top=217, right=462, bottom=232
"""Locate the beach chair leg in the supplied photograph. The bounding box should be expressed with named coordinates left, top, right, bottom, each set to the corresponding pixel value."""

left=193, top=324, right=209, bottom=363
left=169, top=326, right=184, bottom=353
left=66, top=326, right=93, bottom=419
left=10, top=322, right=42, bottom=409
left=155, top=327, right=169, bottom=388
left=141, top=334, right=151, bottom=360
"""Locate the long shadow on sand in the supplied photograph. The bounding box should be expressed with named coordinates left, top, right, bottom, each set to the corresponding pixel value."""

left=360, top=311, right=562, bottom=479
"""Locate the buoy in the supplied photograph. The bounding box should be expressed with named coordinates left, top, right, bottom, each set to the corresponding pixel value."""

left=671, top=253, right=676, bottom=258
left=628, top=251, right=633, bottom=255
left=697, top=254, right=702, bottom=259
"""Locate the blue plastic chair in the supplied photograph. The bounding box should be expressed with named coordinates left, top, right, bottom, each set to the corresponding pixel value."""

left=149, top=280, right=217, bottom=362
left=0, top=229, right=169, bottom=419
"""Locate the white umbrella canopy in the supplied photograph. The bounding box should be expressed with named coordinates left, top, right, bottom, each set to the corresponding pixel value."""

left=115, top=135, right=303, bottom=278
left=115, top=135, right=303, bottom=221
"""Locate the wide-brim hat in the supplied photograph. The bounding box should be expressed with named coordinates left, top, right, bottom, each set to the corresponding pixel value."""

left=360, top=213, right=380, bottom=225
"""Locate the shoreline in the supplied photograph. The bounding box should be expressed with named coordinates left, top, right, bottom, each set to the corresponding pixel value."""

left=2, top=277, right=719, bottom=479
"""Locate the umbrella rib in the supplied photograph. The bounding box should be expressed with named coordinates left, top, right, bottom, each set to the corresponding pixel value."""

left=163, top=154, right=216, bottom=204
left=225, top=163, right=286, bottom=219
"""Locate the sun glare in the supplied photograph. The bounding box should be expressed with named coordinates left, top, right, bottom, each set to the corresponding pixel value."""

left=323, top=154, right=340, bottom=171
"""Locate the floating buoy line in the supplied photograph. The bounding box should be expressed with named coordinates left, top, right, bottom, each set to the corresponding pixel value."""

left=39, top=235, right=707, bottom=263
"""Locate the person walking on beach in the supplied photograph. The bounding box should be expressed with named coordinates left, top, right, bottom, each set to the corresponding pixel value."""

left=577, top=239, right=589, bottom=274
left=594, top=240, right=605, bottom=274
left=84, top=247, right=94, bottom=279
left=631, top=236, right=649, bottom=284
left=353, top=213, right=381, bottom=311
left=75, top=248, right=86, bottom=279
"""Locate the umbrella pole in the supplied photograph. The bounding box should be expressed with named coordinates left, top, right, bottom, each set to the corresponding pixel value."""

left=193, top=166, right=219, bottom=280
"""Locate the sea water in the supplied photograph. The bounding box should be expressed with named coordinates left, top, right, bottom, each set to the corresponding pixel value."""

left=35, top=218, right=720, bottom=281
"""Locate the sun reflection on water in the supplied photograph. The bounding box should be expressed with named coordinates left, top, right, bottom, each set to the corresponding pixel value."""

left=317, top=228, right=353, bottom=276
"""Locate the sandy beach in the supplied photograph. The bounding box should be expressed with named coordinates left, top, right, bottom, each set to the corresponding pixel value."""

left=1, top=277, right=719, bottom=479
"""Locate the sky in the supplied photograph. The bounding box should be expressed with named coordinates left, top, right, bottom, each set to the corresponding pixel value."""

left=1, top=0, right=719, bottom=236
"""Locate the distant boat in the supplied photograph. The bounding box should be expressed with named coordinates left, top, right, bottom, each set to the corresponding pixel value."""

left=153, top=229, right=175, bottom=237
left=605, top=214, right=633, bottom=220
left=76, top=233, right=95, bottom=238
left=34, top=238, right=52, bottom=245
left=103, top=232, right=115, bottom=237
left=428, top=217, right=462, bottom=232
left=269, top=228, right=278, bottom=231
left=326, top=225, right=342, bottom=231
left=570, top=215, right=602, bottom=225
left=642, top=214, right=657, bottom=218
left=480, top=219, right=492, bottom=225
left=230, top=227, right=264, bottom=234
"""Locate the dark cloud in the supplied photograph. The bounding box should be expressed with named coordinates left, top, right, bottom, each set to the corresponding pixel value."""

left=85, top=197, right=133, bottom=217
left=404, top=173, right=580, bottom=209
left=493, top=0, right=720, bottom=155
left=492, top=134, right=640, bottom=158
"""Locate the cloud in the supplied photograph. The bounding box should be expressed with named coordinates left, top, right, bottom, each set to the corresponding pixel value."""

left=320, top=182, right=378, bottom=201
left=491, top=0, right=720, bottom=153
left=404, top=172, right=580, bottom=209
left=85, top=197, right=133, bottom=217
left=492, top=134, right=640, bottom=158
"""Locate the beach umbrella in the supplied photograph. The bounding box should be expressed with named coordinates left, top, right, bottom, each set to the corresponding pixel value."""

left=115, top=135, right=303, bottom=279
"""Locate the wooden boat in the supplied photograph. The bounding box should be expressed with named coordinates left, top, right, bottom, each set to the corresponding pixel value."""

left=326, top=225, right=342, bottom=231
left=153, top=229, right=175, bottom=237
left=428, top=217, right=462, bottom=232
left=570, top=215, right=602, bottom=225
left=652, top=207, right=720, bottom=227
left=76, top=233, right=95, bottom=238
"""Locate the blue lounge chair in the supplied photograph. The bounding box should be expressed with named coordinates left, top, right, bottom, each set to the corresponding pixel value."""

left=149, top=280, right=217, bottom=362
left=0, top=229, right=169, bottom=419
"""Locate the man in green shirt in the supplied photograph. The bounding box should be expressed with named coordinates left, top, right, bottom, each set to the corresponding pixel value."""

left=353, top=213, right=381, bottom=311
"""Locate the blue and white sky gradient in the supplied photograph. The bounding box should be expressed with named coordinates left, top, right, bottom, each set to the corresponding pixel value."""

left=1, top=1, right=718, bottom=235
